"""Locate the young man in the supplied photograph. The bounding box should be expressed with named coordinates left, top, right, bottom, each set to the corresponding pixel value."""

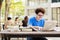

left=27, top=8, right=47, bottom=40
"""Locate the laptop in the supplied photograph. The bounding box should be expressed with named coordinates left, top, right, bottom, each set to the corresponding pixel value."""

left=43, top=20, right=57, bottom=30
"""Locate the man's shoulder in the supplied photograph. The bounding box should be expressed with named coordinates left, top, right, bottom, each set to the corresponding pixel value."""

left=29, top=17, right=35, bottom=20
left=41, top=18, right=45, bottom=21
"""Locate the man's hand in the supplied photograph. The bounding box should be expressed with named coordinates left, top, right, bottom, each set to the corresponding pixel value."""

left=29, top=26, right=39, bottom=29
left=30, top=26, right=39, bottom=31
left=29, top=26, right=43, bottom=31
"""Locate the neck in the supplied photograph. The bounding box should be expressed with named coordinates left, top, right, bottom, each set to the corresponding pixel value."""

left=36, top=16, right=42, bottom=21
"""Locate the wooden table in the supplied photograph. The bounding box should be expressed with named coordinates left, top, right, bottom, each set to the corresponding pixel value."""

left=0, top=31, right=60, bottom=40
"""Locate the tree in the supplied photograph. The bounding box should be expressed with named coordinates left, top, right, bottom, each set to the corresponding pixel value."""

left=9, top=0, right=25, bottom=17
left=0, top=0, right=3, bottom=31
left=5, top=0, right=10, bottom=21
left=0, top=0, right=3, bottom=8
left=2, top=0, right=25, bottom=19
left=0, top=0, right=3, bottom=9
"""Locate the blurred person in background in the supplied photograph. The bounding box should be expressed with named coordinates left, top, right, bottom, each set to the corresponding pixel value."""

left=14, top=17, right=19, bottom=25
left=4, top=17, right=14, bottom=29
left=22, top=16, right=28, bottom=27
left=27, top=8, right=47, bottom=40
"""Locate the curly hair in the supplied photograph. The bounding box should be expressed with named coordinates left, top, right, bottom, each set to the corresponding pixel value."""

left=35, top=8, right=45, bottom=14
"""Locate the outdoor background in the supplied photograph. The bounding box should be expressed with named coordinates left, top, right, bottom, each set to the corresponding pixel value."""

left=1, top=0, right=60, bottom=27
left=0, top=0, right=60, bottom=40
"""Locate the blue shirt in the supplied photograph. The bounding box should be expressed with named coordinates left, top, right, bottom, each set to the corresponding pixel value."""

left=28, top=17, right=45, bottom=27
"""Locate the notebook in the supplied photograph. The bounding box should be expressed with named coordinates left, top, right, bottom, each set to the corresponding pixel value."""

left=43, top=20, right=57, bottom=30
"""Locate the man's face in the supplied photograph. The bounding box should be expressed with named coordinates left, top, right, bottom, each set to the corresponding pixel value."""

left=36, top=12, right=44, bottom=20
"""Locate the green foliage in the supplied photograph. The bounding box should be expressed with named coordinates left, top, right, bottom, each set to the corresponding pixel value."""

left=2, top=0, right=25, bottom=17
left=9, top=0, right=25, bottom=16
left=1, top=0, right=25, bottom=23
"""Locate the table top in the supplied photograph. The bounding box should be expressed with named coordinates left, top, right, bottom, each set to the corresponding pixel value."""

left=0, top=31, right=60, bottom=35
left=1, top=27, right=60, bottom=35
